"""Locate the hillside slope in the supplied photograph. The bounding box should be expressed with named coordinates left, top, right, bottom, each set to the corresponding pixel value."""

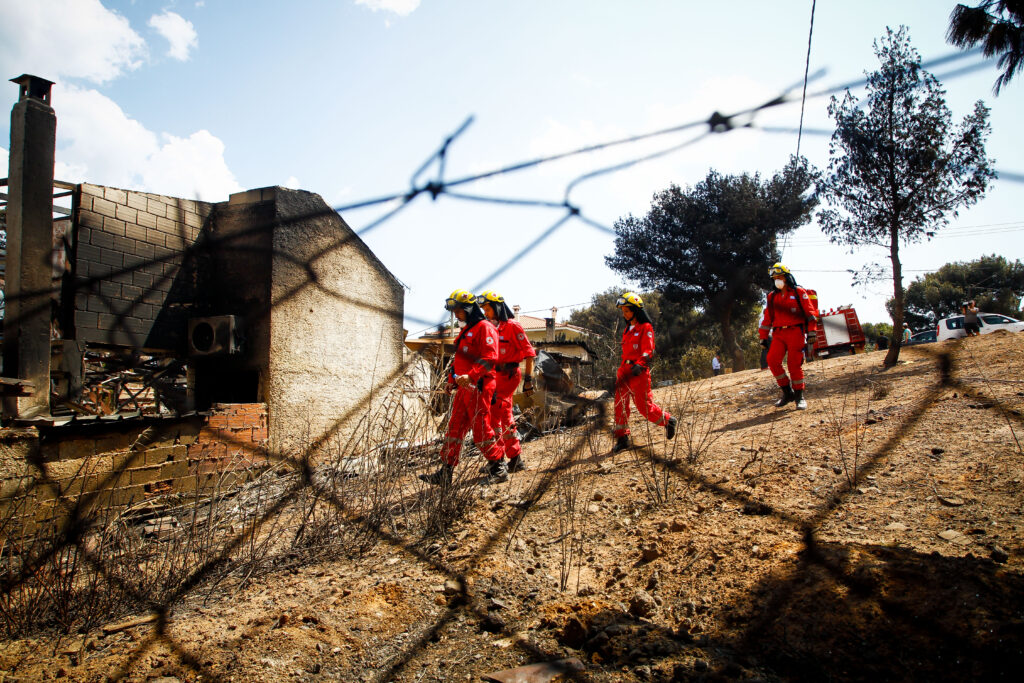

left=2, top=333, right=1022, bottom=681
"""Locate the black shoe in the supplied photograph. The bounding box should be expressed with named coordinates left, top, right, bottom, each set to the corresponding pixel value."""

left=665, top=417, right=677, bottom=440
left=419, top=464, right=453, bottom=487
left=507, top=456, right=527, bottom=473
left=774, top=386, right=795, bottom=408
left=794, top=389, right=807, bottom=410
left=483, top=459, right=508, bottom=484
left=612, top=435, right=631, bottom=453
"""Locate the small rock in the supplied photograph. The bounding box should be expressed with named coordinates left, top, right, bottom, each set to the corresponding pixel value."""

left=443, top=579, right=462, bottom=596
left=559, top=616, right=589, bottom=648
left=931, top=447, right=945, bottom=455
left=884, top=522, right=908, bottom=532
left=640, top=543, right=662, bottom=562
left=628, top=589, right=658, bottom=618
left=938, top=496, right=966, bottom=507
left=670, top=519, right=687, bottom=532
left=592, top=491, right=605, bottom=501
left=480, top=614, right=506, bottom=633
left=938, top=529, right=970, bottom=545
left=990, top=546, right=1009, bottom=564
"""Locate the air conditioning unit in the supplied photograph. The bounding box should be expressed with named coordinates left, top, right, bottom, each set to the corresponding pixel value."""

left=188, top=316, right=243, bottom=356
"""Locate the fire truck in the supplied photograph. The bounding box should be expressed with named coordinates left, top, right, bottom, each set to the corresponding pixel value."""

left=810, top=295, right=866, bottom=357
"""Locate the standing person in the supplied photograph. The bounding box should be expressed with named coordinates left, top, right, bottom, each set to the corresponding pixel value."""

left=758, top=263, right=818, bottom=410
left=611, top=292, right=677, bottom=453
left=420, top=290, right=504, bottom=487
left=963, top=300, right=981, bottom=336
left=477, top=289, right=536, bottom=473
left=712, top=352, right=723, bottom=376
left=901, top=322, right=912, bottom=344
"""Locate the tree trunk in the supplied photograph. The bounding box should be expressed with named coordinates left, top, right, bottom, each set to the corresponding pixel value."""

left=719, top=302, right=745, bottom=371
left=884, top=224, right=904, bottom=369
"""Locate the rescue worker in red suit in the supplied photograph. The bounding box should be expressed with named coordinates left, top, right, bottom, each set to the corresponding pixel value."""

left=758, top=263, right=818, bottom=410
left=612, top=292, right=677, bottom=453
left=477, top=290, right=536, bottom=475
left=420, top=289, right=503, bottom=487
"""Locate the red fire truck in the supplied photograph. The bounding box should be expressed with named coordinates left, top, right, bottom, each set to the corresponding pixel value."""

left=811, top=297, right=866, bottom=357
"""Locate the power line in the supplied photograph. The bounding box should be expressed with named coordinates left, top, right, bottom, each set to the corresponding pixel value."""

left=795, top=0, right=817, bottom=158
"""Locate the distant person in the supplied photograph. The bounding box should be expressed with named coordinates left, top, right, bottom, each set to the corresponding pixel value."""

left=712, top=352, right=723, bottom=376
left=611, top=292, right=676, bottom=453
left=759, top=263, right=817, bottom=410
left=963, top=300, right=981, bottom=336
left=876, top=334, right=889, bottom=351
left=901, top=322, right=911, bottom=344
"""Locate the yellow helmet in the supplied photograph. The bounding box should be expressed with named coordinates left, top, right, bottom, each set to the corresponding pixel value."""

left=475, top=289, right=505, bottom=305
left=445, top=289, right=475, bottom=311
left=769, top=262, right=791, bottom=278
left=616, top=292, right=644, bottom=308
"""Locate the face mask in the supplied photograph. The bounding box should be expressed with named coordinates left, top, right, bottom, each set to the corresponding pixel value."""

left=774, top=279, right=785, bottom=290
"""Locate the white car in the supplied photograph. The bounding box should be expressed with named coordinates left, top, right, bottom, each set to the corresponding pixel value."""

left=936, top=312, right=1024, bottom=341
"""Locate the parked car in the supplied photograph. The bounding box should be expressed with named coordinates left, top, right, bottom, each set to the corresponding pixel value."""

left=936, top=313, right=1024, bottom=341
left=904, top=329, right=936, bottom=345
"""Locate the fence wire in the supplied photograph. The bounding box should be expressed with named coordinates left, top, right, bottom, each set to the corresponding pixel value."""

left=1, top=46, right=1022, bottom=681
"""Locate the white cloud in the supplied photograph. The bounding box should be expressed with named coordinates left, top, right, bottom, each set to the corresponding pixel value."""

left=142, top=130, right=239, bottom=201
left=52, top=84, right=241, bottom=201
left=355, top=0, right=420, bottom=17
left=0, top=0, right=146, bottom=84
left=148, top=11, right=198, bottom=61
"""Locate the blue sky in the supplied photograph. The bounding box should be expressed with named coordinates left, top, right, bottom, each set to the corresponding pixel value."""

left=2, top=0, right=1021, bottom=335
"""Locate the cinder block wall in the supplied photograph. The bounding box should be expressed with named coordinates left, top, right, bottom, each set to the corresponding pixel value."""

left=74, top=184, right=214, bottom=349
left=0, top=404, right=269, bottom=538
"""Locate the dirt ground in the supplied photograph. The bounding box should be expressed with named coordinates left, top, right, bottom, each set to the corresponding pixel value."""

left=2, top=332, right=1023, bottom=682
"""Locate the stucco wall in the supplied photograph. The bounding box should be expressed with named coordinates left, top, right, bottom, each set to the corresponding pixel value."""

left=262, top=189, right=405, bottom=454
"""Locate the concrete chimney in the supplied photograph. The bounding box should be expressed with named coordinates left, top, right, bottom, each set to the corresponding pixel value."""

left=512, top=304, right=520, bottom=320
left=3, top=75, right=56, bottom=418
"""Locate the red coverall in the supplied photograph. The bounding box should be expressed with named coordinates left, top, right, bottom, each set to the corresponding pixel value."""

left=490, top=319, right=536, bottom=460
left=613, top=321, right=672, bottom=438
left=758, top=286, right=818, bottom=391
left=440, top=319, right=501, bottom=467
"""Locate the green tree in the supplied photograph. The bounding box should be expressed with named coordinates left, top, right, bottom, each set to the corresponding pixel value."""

left=605, top=157, right=818, bottom=371
left=899, top=254, right=1024, bottom=326
left=818, top=26, right=995, bottom=368
left=947, top=1, right=1024, bottom=94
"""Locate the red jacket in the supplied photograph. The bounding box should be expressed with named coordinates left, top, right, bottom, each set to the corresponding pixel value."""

left=621, top=321, right=655, bottom=368
left=496, top=320, right=536, bottom=364
left=759, top=286, right=818, bottom=340
left=451, top=318, right=499, bottom=382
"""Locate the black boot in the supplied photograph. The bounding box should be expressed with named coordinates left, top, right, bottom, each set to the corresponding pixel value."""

left=483, top=459, right=509, bottom=484
left=794, top=389, right=807, bottom=410
left=507, top=456, right=527, bottom=473
left=665, top=416, right=677, bottom=440
left=774, top=385, right=795, bottom=408
left=419, top=463, right=453, bottom=487
left=612, top=435, right=631, bottom=453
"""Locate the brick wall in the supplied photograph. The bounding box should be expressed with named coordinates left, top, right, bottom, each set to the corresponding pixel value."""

left=73, top=184, right=214, bottom=349
left=0, top=404, right=269, bottom=538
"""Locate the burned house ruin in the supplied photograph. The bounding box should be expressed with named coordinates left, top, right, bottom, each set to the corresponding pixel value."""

left=1, top=75, right=407, bottom=519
